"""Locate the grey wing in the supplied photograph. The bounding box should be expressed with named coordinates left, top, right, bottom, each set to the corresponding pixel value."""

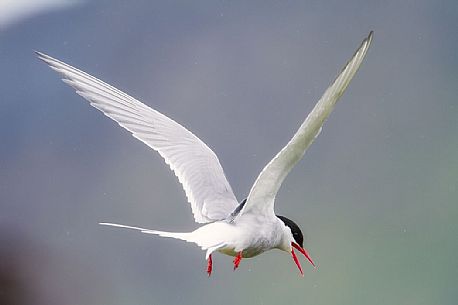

left=238, top=31, right=373, bottom=218
left=36, top=52, right=238, bottom=223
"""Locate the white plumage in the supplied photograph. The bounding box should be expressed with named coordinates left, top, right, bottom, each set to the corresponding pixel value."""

left=37, top=31, right=372, bottom=276
left=38, top=51, right=238, bottom=224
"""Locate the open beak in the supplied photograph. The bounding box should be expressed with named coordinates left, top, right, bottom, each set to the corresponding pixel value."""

left=291, top=242, right=316, bottom=275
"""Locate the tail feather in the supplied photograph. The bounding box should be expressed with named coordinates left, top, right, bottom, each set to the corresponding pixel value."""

left=99, top=222, right=193, bottom=243
left=99, top=222, right=231, bottom=259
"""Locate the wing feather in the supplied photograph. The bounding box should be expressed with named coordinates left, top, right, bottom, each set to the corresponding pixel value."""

left=37, top=52, right=238, bottom=223
left=239, top=31, right=373, bottom=218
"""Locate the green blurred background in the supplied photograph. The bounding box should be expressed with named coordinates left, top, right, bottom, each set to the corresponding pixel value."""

left=1, top=1, right=457, bottom=304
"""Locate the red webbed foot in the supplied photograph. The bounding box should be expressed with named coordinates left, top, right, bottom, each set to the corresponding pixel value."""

left=207, top=254, right=213, bottom=276
left=233, top=251, right=243, bottom=270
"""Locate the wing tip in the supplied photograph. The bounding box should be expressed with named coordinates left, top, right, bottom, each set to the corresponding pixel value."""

left=364, top=30, right=374, bottom=51
left=367, top=30, right=374, bottom=43
left=35, top=50, right=63, bottom=70
left=338, top=30, right=374, bottom=77
left=35, top=50, right=50, bottom=63
left=358, top=30, right=374, bottom=56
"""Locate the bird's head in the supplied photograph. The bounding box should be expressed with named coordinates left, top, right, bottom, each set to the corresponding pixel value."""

left=277, top=215, right=316, bottom=275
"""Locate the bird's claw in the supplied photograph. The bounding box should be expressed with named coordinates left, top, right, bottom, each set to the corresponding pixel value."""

left=233, top=252, right=243, bottom=270
left=207, top=254, right=213, bottom=276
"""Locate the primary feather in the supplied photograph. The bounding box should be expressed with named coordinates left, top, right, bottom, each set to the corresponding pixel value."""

left=36, top=51, right=239, bottom=223
left=239, top=31, right=373, bottom=218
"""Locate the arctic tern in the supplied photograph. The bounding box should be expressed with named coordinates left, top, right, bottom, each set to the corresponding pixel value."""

left=36, top=31, right=372, bottom=276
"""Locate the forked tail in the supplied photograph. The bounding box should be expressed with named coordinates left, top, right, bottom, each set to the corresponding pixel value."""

left=100, top=222, right=228, bottom=260
left=99, top=222, right=193, bottom=243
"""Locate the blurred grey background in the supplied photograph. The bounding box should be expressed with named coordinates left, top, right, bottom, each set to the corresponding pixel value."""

left=1, top=1, right=457, bottom=305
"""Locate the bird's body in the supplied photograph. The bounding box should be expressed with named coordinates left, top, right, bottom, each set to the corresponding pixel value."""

left=37, top=31, right=372, bottom=276
left=103, top=204, right=292, bottom=258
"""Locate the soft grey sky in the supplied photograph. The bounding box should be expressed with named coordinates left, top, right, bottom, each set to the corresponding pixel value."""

left=1, top=1, right=457, bottom=305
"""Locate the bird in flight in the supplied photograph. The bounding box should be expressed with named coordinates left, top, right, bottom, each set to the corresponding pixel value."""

left=37, top=31, right=372, bottom=276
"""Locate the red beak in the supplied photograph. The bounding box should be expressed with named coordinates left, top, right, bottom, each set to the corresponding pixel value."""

left=291, top=247, right=304, bottom=276
left=291, top=242, right=316, bottom=275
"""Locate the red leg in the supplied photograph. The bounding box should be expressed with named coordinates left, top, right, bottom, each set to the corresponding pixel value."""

left=207, top=254, right=213, bottom=276
left=233, top=251, right=243, bottom=270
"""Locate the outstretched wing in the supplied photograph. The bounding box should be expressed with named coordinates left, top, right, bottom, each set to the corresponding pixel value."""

left=37, top=52, right=238, bottom=223
left=238, top=31, right=373, bottom=218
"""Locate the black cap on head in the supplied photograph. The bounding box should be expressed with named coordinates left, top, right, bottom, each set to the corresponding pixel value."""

left=276, top=215, right=304, bottom=248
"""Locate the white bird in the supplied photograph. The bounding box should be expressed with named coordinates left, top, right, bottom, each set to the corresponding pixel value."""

left=36, top=31, right=372, bottom=276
